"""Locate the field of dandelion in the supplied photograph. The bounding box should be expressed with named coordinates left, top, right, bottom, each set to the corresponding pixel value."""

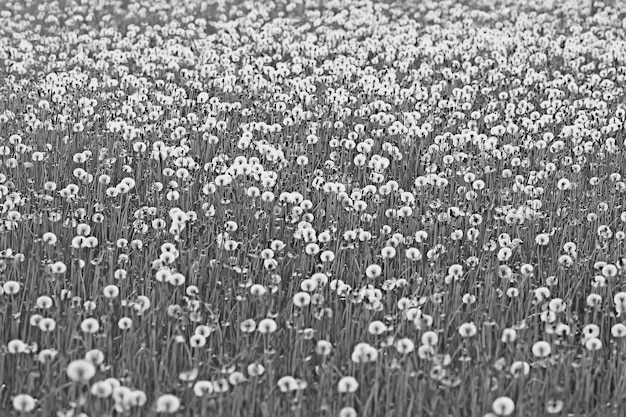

left=2, top=0, right=626, bottom=416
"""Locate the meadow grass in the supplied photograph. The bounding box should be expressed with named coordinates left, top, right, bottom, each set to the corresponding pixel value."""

left=1, top=0, right=626, bottom=416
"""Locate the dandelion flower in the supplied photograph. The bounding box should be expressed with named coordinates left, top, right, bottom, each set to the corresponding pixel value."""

left=80, top=318, right=100, bottom=334
left=506, top=288, right=519, bottom=298
left=416, top=343, right=434, bottom=359
left=179, top=369, right=199, bottom=382
left=365, top=264, right=382, bottom=279
left=66, top=359, right=96, bottom=383
left=103, top=284, right=120, bottom=299
left=240, top=319, right=256, bottom=333
left=497, top=328, right=516, bottom=343
left=8, top=339, right=28, bottom=354
left=247, top=363, right=265, bottom=377
left=395, top=338, right=415, bottom=354
left=193, top=380, right=214, bottom=397
left=155, top=268, right=172, bottom=283
left=263, top=259, right=278, bottom=270
left=305, top=243, right=320, bottom=255
left=315, top=340, right=333, bottom=356
left=611, top=323, right=626, bottom=338
left=72, top=236, right=85, bottom=249
left=495, top=246, right=511, bottom=262
left=586, top=294, right=602, bottom=308
left=3, top=280, right=20, bottom=295
left=189, top=334, right=207, bottom=348
left=297, top=278, right=316, bottom=292
left=194, top=325, right=212, bottom=338
left=311, top=273, right=328, bottom=287
left=293, top=292, right=311, bottom=307
left=257, top=318, right=277, bottom=334
left=531, top=341, right=551, bottom=358
left=186, top=285, right=199, bottom=297
left=582, top=324, right=600, bottom=339
left=458, top=322, right=477, bottom=337
left=37, top=349, right=58, bottom=363
left=421, top=331, right=439, bottom=346
left=228, top=371, right=247, bottom=385
left=462, top=293, right=476, bottom=304
left=430, top=365, right=446, bottom=380
left=85, top=349, right=105, bottom=365
left=320, top=250, right=335, bottom=262
left=339, top=407, right=357, bottom=417
left=381, top=246, right=396, bottom=259
left=448, top=264, right=463, bottom=277
left=91, top=381, right=114, bottom=398
left=510, top=361, right=530, bottom=377
left=404, top=248, right=422, bottom=261
left=535, top=234, right=550, bottom=246
left=351, top=342, right=378, bottom=363
left=492, top=396, right=515, bottom=416
left=42, top=231, right=58, bottom=245
left=337, top=376, right=359, bottom=393
left=118, top=317, right=132, bottom=330
left=155, top=394, right=181, bottom=413
left=250, top=284, right=267, bottom=296
left=36, top=295, right=53, bottom=309
left=129, top=390, right=147, bottom=407
left=520, top=263, right=534, bottom=276
left=554, top=323, right=571, bottom=337
left=135, top=295, right=151, bottom=313
left=602, top=264, right=618, bottom=278
left=12, top=394, right=36, bottom=412
left=585, top=337, right=602, bottom=351
left=168, top=272, right=186, bottom=286
left=38, top=318, right=56, bottom=332
left=547, top=298, right=565, bottom=313
left=534, top=287, right=550, bottom=302
left=30, top=314, right=43, bottom=327
left=368, top=320, right=388, bottom=335
left=277, top=376, right=299, bottom=392
left=545, top=399, right=564, bottom=414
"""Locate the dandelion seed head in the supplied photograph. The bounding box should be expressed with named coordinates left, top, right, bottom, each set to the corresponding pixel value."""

left=12, top=394, right=36, bottom=412
left=155, top=394, right=181, bottom=413
left=338, top=376, right=359, bottom=393
left=339, top=407, right=358, bottom=417
left=492, top=396, right=515, bottom=416
left=531, top=340, right=552, bottom=358
left=80, top=317, right=100, bottom=334
left=66, top=359, right=96, bottom=383
left=458, top=322, right=477, bottom=338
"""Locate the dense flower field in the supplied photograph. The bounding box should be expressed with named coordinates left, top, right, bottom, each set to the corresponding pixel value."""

left=1, top=0, right=626, bottom=415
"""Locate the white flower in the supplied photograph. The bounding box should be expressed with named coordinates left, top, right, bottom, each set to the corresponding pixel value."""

left=337, top=376, right=359, bottom=393
left=66, top=359, right=96, bottom=383
left=155, top=394, right=181, bottom=413
left=492, top=396, right=515, bottom=416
